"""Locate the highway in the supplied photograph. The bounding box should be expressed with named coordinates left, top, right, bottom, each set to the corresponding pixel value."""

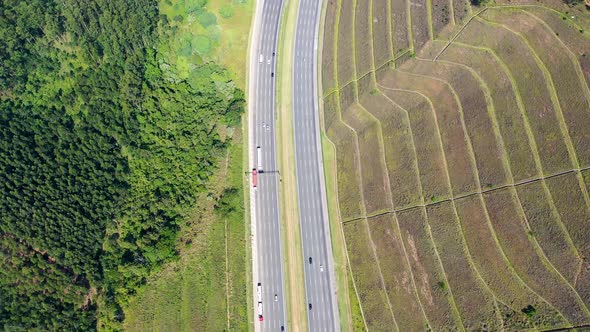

left=292, top=0, right=340, bottom=330
left=249, top=0, right=287, bottom=331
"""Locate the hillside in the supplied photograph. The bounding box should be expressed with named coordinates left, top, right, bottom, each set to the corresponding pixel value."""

left=0, top=0, right=246, bottom=330
left=321, top=0, right=590, bottom=330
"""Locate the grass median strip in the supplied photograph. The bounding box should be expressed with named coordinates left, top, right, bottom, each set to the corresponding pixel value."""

left=276, top=0, right=307, bottom=330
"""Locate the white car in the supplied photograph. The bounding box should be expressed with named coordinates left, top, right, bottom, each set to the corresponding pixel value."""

left=320, top=264, right=324, bottom=272
left=274, top=294, right=278, bottom=302
left=267, top=58, right=271, bottom=65
left=259, top=54, right=264, bottom=63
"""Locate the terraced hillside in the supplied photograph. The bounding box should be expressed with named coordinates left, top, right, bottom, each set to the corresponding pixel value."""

left=321, top=0, right=590, bottom=330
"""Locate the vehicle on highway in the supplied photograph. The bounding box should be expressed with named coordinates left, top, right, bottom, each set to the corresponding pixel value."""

left=308, top=303, right=312, bottom=310
left=267, top=58, right=271, bottom=65
left=308, top=257, right=312, bottom=264
left=320, top=264, right=323, bottom=272
left=257, top=146, right=262, bottom=172
left=271, top=72, right=274, bottom=77
left=258, top=301, right=263, bottom=321
left=252, top=168, right=258, bottom=189
left=281, top=326, right=284, bottom=331
left=259, top=54, right=264, bottom=63
left=257, top=283, right=262, bottom=302
left=274, top=294, right=278, bottom=302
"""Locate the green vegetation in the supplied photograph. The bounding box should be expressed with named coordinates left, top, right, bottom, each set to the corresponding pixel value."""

left=322, top=0, right=590, bottom=329
left=0, top=0, right=245, bottom=330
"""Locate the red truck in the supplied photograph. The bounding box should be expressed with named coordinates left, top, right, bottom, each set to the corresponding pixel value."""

left=252, top=168, right=258, bottom=189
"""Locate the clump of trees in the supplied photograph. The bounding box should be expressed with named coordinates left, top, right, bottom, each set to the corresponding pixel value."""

left=0, top=0, right=244, bottom=330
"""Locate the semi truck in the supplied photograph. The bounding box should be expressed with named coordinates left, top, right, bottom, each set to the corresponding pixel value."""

left=252, top=168, right=258, bottom=189
left=257, top=146, right=262, bottom=172
left=258, top=301, right=263, bottom=321
left=257, top=283, right=262, bottom=302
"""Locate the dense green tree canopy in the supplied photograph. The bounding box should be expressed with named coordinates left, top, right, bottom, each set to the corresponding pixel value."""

left=0, top=0, right=243, bottom=329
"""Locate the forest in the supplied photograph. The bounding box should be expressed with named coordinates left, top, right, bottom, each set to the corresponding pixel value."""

left=0, top=0, right=244, bottom=330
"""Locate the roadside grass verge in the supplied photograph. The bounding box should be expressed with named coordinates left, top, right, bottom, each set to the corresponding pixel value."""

left=124, top=130, right=247, bottom=332
left=320, top=131, right=355, bottom=331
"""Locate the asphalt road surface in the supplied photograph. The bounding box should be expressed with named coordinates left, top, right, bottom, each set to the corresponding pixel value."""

left=251, top=0, right=287, bottom=331
left=293, top=0, right=340, bottom=330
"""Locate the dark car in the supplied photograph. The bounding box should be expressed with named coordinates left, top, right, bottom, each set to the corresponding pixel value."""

left=308, top=257, right=312, bottom=264
left=308, top=303, right=312, bottom=310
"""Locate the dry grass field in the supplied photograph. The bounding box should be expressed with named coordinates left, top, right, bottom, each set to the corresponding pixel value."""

left=321, top=0, right=590, bottom=329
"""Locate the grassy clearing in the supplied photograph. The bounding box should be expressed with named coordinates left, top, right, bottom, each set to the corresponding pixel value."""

left=391, top=0, right=411, bottom=53
left=483, top=188, right=590, bottom=325
left=454, top=195, right=565, bottom=330
left=457, top=19, right=573, bottom=175
left=383, top=69, right=479, bottom=197
left=515, top=180, right=581, bottom=284
left=409, top=0, right=431, bottom=50
left=322, top=0, right=339, bottom=95
left=379, top=87, right=451, bottom=203
left=343, top=220, right=397, bottom=331
left=354, top=0, right=373, bottom=77
left=426, top=201, right=500, bottom=331
left=366, top=214, right=427, bottom=331
left=485, top=8, right=590, bottom=169
left=360, top=91, right=423, bottom=208
left=372, top=0, right=393, bottom=68
left=206, top=0, right=254, bottom=86
left=396, top=207, right=463, bottom=330
left=124, top=131, right=247, bottom=331
left=337, top=0, right=356, bottom=85
left=405, top=59, right=510, bottom=189
left=158, top=0, right=252, bottom=88
left=341, top=104, right=392, bottom=214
